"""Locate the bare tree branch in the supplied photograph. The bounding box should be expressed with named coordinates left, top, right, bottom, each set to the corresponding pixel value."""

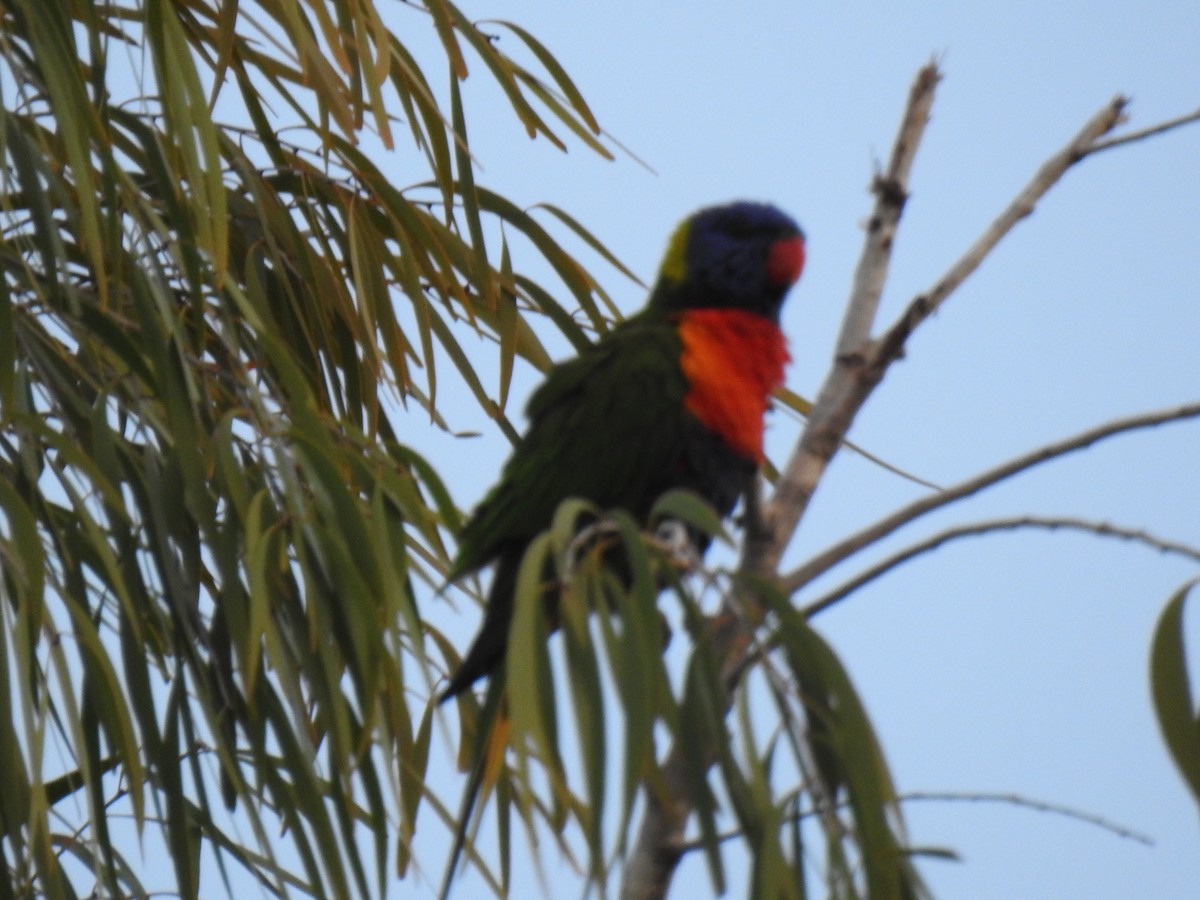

left=802, top=514, right=1200, bottom=617
left=782, top=400, right=1200, bottom=595
left=868, top=95, right=1128, bottom=373
left=835, top=61, right=942, bottom=360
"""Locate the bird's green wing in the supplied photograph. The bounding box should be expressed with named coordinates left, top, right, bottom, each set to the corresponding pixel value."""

left=452, top=316, right=690, bottom=577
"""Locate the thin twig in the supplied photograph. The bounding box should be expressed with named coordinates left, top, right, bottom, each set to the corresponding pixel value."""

left=673, top=789, right=1154, bottom=853
left=782, top=401, right=1200, bottom=595
left=1087, top=106, right=1200, bottom=156
left=898, top=791, right=1154, bottom=847
left=802, top=514, right=1200, bottom=617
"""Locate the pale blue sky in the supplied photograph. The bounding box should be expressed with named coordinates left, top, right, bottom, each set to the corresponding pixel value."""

left=408, top=1, right=1200, bottom=898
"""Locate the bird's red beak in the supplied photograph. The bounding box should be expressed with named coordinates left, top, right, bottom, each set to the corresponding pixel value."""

left=767, top=235, right=806, bottom=286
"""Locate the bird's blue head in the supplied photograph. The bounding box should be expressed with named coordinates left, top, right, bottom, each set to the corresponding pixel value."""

left=652, top=201, right=805, bottom=321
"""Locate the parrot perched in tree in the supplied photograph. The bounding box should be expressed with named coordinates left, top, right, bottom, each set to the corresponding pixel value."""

left=440, top=201, right=805, bottom=702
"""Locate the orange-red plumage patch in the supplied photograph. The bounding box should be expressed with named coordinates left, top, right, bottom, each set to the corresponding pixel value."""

left=677, top=308, right=790, bottom=462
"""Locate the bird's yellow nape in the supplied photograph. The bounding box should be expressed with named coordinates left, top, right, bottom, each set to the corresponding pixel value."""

left=658, top=217, right=692, bottom=284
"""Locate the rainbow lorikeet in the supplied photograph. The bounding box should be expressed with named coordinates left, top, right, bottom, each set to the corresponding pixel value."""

left=440, top=201, right=805, bottom=701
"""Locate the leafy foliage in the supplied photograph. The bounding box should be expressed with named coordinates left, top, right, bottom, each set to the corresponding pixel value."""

left=0, top=0, right=620, bottom=894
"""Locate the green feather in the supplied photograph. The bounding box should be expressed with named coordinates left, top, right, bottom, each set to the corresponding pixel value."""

left=451, top=314, right=689, bottom=579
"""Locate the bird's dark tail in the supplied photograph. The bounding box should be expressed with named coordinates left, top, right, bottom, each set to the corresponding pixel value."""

left=438, top=555, right=518, bottom=703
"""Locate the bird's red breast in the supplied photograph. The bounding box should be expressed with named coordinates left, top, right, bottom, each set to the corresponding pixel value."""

left=677, top=308, right=790, bottom=462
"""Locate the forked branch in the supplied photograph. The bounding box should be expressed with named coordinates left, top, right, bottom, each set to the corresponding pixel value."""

left=869, top=95, right=1128, bottom=372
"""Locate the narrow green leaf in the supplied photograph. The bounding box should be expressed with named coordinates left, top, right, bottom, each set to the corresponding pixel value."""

left=59, top=597, right=146, bottom=829
left=486, top=21, right=602, bottom=133
left=0, top=607, right=31, bottom=838
left=757, top=576, right=926, bottom=899
left=5, top=109, right=64, bottom=301
left=145, top=0, right=228, bottom=275
left=677, top=653, right=728, bottom=893
left=507, top=534, right=558, bottom=771
left=533, top=202, right=643, bottom=284
left=0, top=476, right=45, bottom=605
left=1151, top=579, right=1200, bottom=810
left=425, top=0, right=469, bottom=79
left=495, top=237, right=519, bottom=408
left=441, top=5, right=554, bottom=145
left=473, top=188, right=608, bottom=332
left=518, top=75, right=615, bottom=159
left=397, top=697, right=434, bottom=877
left=774, top=385, right=814, bottom=417
left=449, top=75, right=497, bottom=325
left=241, top=490, right=275, bottom=695
left=19, top=0, right=108, bottom=299
left=514, top=274, right=595, bottom=354
left=426, top=311, right=520, bottom=444
left=208, top=0, right=240, bottom=109
left=389, top=38, right=455, bottom=209
left=560, top=553, right=607, bottom=872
